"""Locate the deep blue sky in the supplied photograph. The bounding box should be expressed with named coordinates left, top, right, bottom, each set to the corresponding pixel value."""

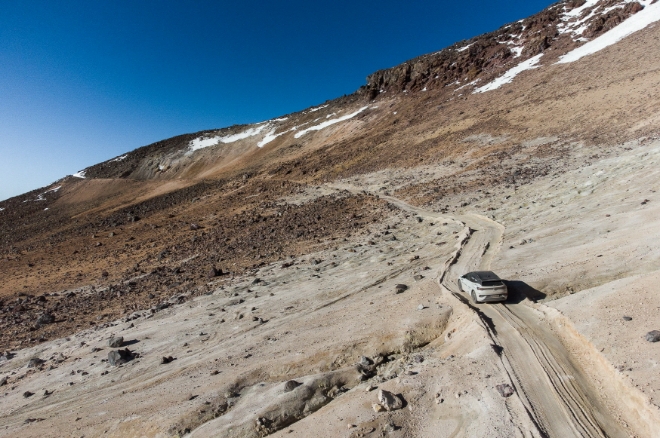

left=0, top=0, right=554, bottom=201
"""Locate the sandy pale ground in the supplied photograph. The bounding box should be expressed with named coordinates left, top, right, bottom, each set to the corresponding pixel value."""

left=4, top=138, right=660, bottom=437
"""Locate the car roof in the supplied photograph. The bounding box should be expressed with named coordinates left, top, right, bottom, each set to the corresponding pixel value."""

left=469, top=271, right=501, bottom=281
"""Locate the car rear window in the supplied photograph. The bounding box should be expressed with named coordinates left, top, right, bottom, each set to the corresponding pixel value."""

left=482, top=280, right=503, bottom=287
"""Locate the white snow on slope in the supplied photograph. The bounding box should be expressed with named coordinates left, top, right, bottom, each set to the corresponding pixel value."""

left=564, top=0, right=601, bottom=19
left=0, top=208, right=4, bottom=211
left=189, top=125, right=268, bottom=151
left=308, top=104, right=329, bottom=113
left=257, top=129, right=286, bottom=147
left=558, top=1, right=660, bottom=63
left=72, top=170, right=86, bottom=178
left=110, top=154, right=128, bottom=162
left=474, top=54, right=543, bottom=93
left=457, top=42, right=474, bottom=52
left=294, top=107, right=369, bottom=138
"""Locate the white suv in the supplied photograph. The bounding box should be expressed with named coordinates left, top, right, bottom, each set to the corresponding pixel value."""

left=458, top=271, right=508, bottom=304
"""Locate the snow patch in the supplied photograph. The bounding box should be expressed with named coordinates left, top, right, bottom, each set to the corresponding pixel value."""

left=258, top=130, right=282, bottom=147
left=72, top=170, right=86, bottom=178
left=474, top=54, right=543, bottom=93
left=294, top=107, right=369, bottom=139
left=189, top=125, right=268, bottom=151
left=564, top=0, right=601, bottom=19
left=110, top=154, right=128, bottom=162
left=456, top=79, right=480, bottom=92
left=308, top=104, right=329, bottom=113
left=558, top=1, right=660, bottom=63
left=457, top=43, right=474, bottom=52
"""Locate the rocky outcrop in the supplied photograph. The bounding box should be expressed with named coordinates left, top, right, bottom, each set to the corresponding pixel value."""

left=360, top=0, right=644, bottom=97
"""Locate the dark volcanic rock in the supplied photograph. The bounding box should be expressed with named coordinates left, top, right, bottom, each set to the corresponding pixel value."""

left=108, top=348, right=134, bottom=366
left=395, top=284, right=408, bottom=294
left=496, top=384, right=515, bottom=397
left=108, top=336, right=124, bottom=348
left=645, top=330, right=660, bottom=342
left=26, top=357, right=45, bottom=368
left=283, top=380, right=302, bottom=392
left=36, top=313, right=55, bottom=326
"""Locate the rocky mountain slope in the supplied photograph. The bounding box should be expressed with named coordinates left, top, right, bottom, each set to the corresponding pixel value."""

left=2, top=0, right=660, bottom=436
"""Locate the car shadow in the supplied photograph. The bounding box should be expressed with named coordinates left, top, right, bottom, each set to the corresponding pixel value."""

left=503, top=280, right=546, bottom=304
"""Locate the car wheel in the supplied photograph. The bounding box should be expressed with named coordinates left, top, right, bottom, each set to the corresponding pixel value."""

left=471, top=290, right=479, bottom=304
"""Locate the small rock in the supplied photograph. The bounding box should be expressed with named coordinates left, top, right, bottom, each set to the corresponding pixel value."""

left=108, top=337, right=124, bottom=348
left=395, top=284, right=408, bottom=294
left=26, top=358, right=45, bottom=368
left=0, top=376, right=7, bottom=386
left=107, top=348, right=134, bottom=366
left=378, top=389, right=403, bottom=411
left=496, top=383, right=515, bottom=397
left=623, top=316, right=632, bottom=321
left=359, top=356, right=373, bottom=367
left=161, top=356, right=175, bottom=364
left=413, top=274, right=424, bottom=281
left=365, top=384, right=377, bottom=392
left=190, top=223, right=200, bottom=230
left=347, top=424, right=356, bottom=429
left=645, top=330, right=660, bottom=342
left=417, top=304, right=425, bottom=311
left=36, top=313, right=55, bottom=325
left=372, top=403, right=385, bottom=413
left=283, top=380, right=302, bottom=392
left=23, top=391, right=34, bottom=398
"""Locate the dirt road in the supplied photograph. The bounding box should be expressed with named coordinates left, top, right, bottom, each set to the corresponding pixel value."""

left=380, top=195, right=631, bottom=437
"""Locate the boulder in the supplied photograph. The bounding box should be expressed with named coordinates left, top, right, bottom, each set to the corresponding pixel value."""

left=108, top=336, right=124, bottom=348
left=108, top=348, right=134, bottom=366
left=645, top=330, right=660, bottom=342
left=395, top=284, right=408, bottom=294
left=377, top=389, right=404, bottom=411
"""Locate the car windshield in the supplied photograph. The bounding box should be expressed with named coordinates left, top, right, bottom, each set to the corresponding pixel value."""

left=482, top=280, right=503, bottom=287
